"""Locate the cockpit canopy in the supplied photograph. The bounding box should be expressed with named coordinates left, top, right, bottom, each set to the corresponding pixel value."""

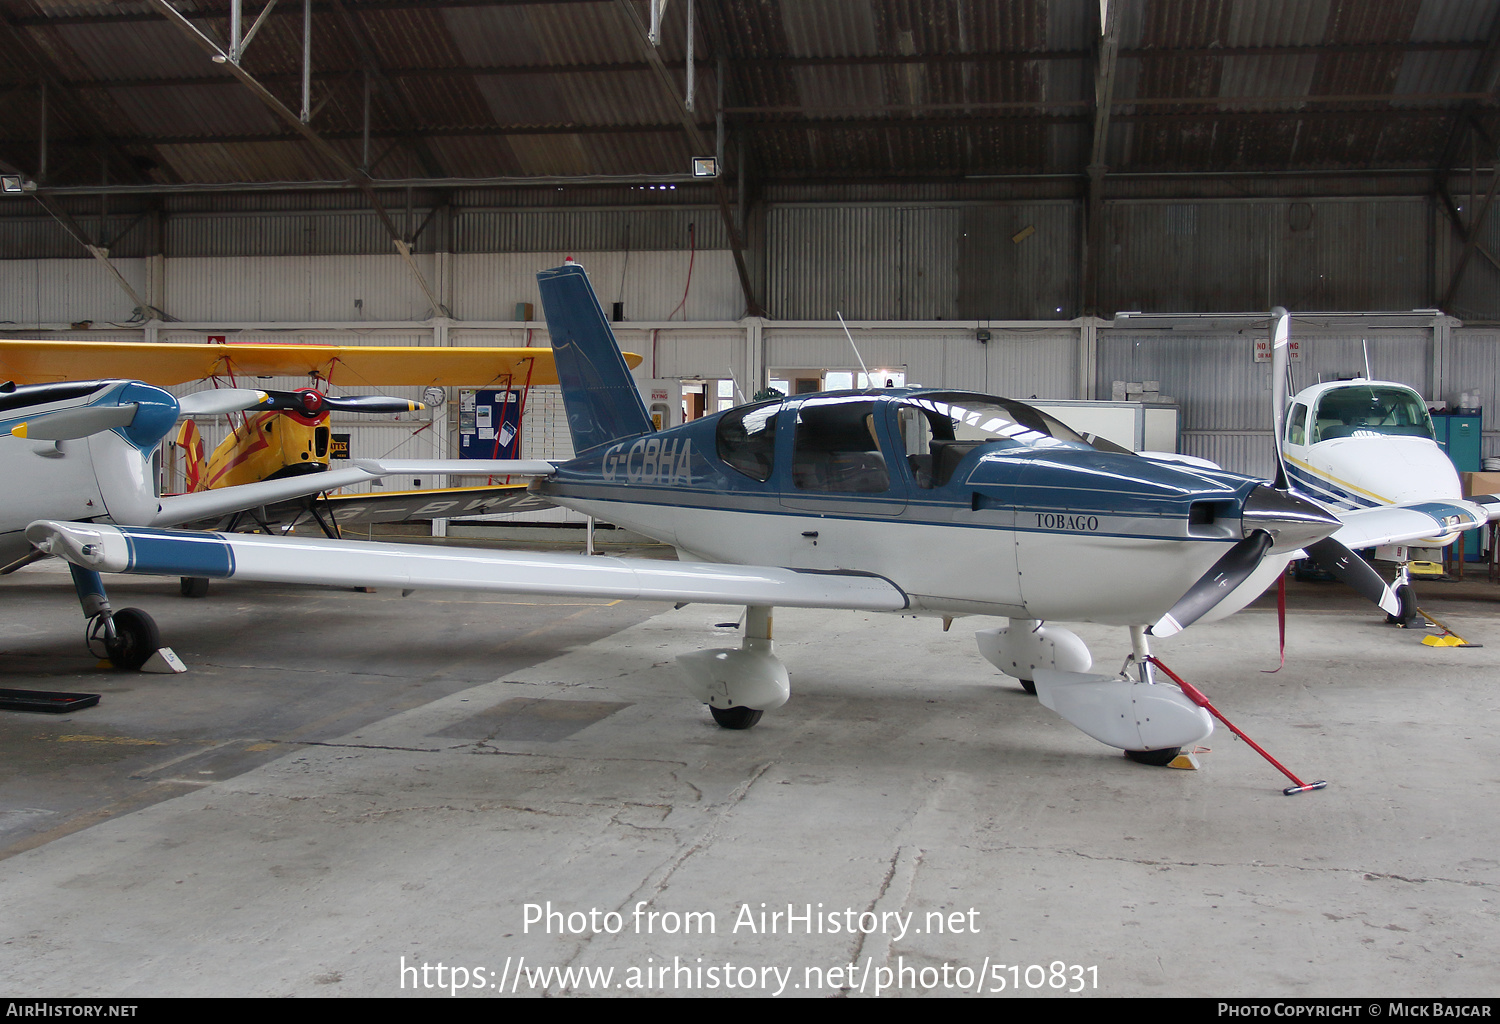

left=1286, top=383, right=1434, bottom=445
left=713, top=390, right=1099, bottom=491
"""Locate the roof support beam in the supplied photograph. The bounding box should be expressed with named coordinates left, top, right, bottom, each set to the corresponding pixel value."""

left=613, top=0, right=763, bottom=316
left=1440, top=145, right=1500, bottom=311
left=0, top=13, right=154, bottom=186
left=329, top=0, right=447, bottom=178
left=1081, top=0, right=1120, bottom=318
left=143, top=0, right=449, bottom=317
left=1436, top=180, right=1500, bottom=278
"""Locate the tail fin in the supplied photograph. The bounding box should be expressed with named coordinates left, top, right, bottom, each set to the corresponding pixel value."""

left=175, top=419, right=206, bottom=492
left=537, top=261, right=654, bottom=457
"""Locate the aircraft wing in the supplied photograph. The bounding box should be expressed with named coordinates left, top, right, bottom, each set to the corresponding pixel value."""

left=26, top=521, right=911, bottom=612
left=152, top=459, right=554, bottom=527
left=1329, top=497, right=1494, bottom=551
left=187, top=483, right=552, bottom=531
left=0, top=340, right=642, bottom=387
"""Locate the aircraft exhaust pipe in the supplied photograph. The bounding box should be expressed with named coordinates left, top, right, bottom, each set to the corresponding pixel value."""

left=1240, top=484, right=1341, bottom=553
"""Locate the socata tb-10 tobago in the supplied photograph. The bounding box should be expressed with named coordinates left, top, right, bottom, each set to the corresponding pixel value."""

left=31, top=263, right=1485, bottom=765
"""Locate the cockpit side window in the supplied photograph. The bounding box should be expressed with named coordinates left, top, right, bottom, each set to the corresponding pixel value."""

left=792, top=398, right=891, bottom=493
left=896, top=393, right=1092, bottom=488
left=1286, top=403, right=1308, bottom=446
left=715, top=401, right=779, bottom=482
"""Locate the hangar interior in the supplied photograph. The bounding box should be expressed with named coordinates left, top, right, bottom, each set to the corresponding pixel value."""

left=4, top=0, right=1500, bottom=1000
left=7, top=0, right=1500, bottom=483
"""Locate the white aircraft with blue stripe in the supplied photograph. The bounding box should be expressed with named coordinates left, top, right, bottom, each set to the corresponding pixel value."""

left=0, top=378, right=540, bottom=669
left=25, top=266, right=1487, bottom=766
left=1268, top=309, right=1500, bottom=625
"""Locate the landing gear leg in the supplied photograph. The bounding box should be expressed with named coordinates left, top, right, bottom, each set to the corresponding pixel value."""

left=1123, top=626, right=1183, bottom=767
left=1386, top=564, right=1421, bottom=628
left=70, top=564, right=160, bottom=671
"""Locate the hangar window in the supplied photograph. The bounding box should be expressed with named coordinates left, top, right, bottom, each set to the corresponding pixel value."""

left=716, top=400, right=779, bottom=482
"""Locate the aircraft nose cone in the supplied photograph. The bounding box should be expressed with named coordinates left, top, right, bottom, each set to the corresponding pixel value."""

left=1241, top=484, right=1341, bottom=552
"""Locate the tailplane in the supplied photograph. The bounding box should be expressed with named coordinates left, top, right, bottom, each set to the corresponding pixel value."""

left=537, top=261, right=654, bottom=457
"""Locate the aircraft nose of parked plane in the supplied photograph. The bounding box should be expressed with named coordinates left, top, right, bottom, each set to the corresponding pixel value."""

left=1240, top=484, right=1341, bottom=552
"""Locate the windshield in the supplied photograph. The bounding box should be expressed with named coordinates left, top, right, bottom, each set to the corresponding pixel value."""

left=1311, top=384, right=1434, bottom=442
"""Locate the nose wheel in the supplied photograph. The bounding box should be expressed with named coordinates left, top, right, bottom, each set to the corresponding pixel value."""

left=88, top=607, right=161, bottom=671
left=1385, top=583, right=1420, bottom=628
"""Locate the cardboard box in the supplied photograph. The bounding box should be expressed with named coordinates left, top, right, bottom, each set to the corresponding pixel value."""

left=1461, top=472, right=1500, bottom=497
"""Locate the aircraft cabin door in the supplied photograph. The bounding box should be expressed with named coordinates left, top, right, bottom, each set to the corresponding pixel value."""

left=776, top=396, right=908, bottom=569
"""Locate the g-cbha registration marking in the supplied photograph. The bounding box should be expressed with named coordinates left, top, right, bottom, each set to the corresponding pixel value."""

left=1037, top=512, right=1099, bottom=532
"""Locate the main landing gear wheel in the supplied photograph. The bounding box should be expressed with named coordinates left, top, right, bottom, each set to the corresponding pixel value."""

left=104, top=608, right=160, bottom=671
left=1018, top=678, right=1037, bottom=695
left=180, top=576, right=210, bottom=598
left=709, top=705, right=764, bottom=730
left=1386, top=584, right=1420, bottom=628
left=1125, top=747, right=1181, bottom=767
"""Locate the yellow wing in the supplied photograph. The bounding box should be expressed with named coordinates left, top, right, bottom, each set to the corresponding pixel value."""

left=0, top=340, right=643, bottom=387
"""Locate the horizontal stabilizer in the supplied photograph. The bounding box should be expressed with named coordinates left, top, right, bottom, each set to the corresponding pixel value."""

left=28, top=521, right=913, bottom=612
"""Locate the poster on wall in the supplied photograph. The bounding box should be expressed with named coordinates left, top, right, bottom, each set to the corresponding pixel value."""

left=458, top=389, right=523, bottom=459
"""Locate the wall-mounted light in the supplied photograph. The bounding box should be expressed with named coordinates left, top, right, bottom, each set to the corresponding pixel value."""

left=692, top=157, right=718, bottom=177
left=2, top=175, right=37, bottom=194
left=976, top=329, right=992, bottom=345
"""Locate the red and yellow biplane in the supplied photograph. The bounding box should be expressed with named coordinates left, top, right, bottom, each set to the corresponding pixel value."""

left=2, top=336, right=642, bottom=524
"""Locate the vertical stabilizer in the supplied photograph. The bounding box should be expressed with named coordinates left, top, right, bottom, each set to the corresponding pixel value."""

left=537, top=261, right=654, bottom=456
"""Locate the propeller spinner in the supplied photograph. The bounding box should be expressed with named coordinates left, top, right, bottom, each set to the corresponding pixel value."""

left=1150, top=485, right=1341, bottom=637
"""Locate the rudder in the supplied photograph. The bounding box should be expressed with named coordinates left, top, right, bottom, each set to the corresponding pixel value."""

left=536, top=261, right=654, bottom=457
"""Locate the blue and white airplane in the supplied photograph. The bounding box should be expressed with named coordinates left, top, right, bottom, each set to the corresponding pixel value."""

left=24, top=265, right=1484, bottom=765
left=0, top=379, right=542, bottom=669
left=1267, top=309, right=1500, bottom=625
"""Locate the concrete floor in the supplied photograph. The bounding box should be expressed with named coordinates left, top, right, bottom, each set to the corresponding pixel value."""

left=2, top=551, right=1498, bottom=998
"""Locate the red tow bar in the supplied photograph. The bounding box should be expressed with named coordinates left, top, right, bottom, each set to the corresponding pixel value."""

left=1144, top=656, right=1328, bottom=796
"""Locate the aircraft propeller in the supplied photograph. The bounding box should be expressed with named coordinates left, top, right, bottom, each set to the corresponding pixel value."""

left=1150, top=483, right=1342, bottom=637
left=258, top=388, right=423, bottom=417
left=1265, top=308, right=1401, bottom=615
left=1303, top=537, right=1402, bottom=615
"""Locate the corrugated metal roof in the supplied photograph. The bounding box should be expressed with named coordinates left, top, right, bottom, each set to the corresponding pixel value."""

left=3, top=0, right=1500, bottom=246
